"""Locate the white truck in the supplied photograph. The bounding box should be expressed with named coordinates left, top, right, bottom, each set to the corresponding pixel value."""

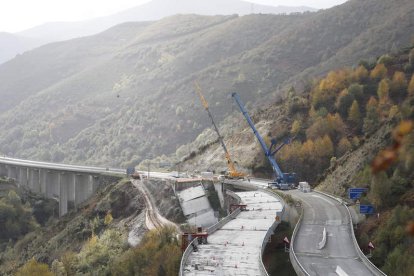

left=299, top=181, right=311, bottom=193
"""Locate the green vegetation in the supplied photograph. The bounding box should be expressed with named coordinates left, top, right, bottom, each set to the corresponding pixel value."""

left=1, top=0, right=414, bottom=169
left=111, top=226, right=181, bottom=276
left=0, top=179, right=147, bottom=275
left=0, top=188, right=38, bottom=242
left=263, top=221, right=295, bottom=275
left=13, top=226, right=181, bottom=276
left=16, top=258, right=53, bottom=276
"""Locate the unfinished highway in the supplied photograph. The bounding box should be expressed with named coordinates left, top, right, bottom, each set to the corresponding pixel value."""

left=288, top=190, right=385, bottom=276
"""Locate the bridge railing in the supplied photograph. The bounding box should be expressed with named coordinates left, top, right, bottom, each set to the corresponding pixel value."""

left=257, top=188, right=285, bottom=276
left=289, top=202, right=310, bottom=276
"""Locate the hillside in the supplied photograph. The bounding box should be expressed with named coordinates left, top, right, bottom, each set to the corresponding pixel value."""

left=179, top=44, right=414, bottom=275
left=18, top=0, right=315, bottom=42
left=0, top=177, right=183, bottom=275
left=0, top=0, right=413, bottom=169
left=0, top=33, right=44, bottom=64
left=0, top=0, right=315, bottom=65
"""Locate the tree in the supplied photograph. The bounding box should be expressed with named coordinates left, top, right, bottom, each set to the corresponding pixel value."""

left=408, top=74, right=414, bottom=96
left=290, top=120, right=301, bottom=136
left=348, top=100, right=361, bottom=129
left=388, top=105, right=400, bottom=119
left=390, top=71, right=408, bottom=100
left=377, top=54, right=393, bottom=66
left=370, top=63, right=388, bottom=80
left=363, top=96, right=380, bottom=134
left=377, top=79, right=390, bottom=105
left=353, top=65, right=369, bottom=82
left=335, top=89, right=354, bottom=118
left=337, top=137, right=352, bottom=156
left=312, top=69, right=350, bottom=110
left=348, top=83, right=364, bottom=101
left=16, top=259, right=53, bottom=276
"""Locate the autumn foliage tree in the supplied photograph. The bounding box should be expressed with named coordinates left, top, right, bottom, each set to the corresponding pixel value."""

left=16, top=259, right=53, bottom=276
left=348, top=100, right=362, bottom=130
left=335, top=89, right=354, bottom=118
left=390, top=71, right=408, bottom=100
left=370, top=63, right=388, bottom=80
left=337, top=137, right=352, bottom=156
left=363, top=96, right=380, bottom=135
left=353, top=65, right=369, bottom=82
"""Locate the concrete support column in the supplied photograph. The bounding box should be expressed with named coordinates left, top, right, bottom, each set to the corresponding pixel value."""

left=67, top=173, right=75, bottom=210
left=0, top=163, right=7, bottom=178
left=29, top=169, right=41, bottom=193
left=59, top=173, right=71, bottom=217
left=45, top=171, right=60, bottom=199
left=6, top=165, right=18, bottom=180
left=74, top=174, right=90, bottom=206
left=40, top=169, right=47, bottom=195
left=90, top=175, right=99, bottom=194
left=18, top=167, right=28, bottom=188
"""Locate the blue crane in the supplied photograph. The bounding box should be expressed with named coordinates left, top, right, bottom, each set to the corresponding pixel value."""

left=232, top=92, right=295, bottom=189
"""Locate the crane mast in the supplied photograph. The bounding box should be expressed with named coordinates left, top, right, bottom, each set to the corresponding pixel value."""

left=195, top=82, right=245, bottom=178
left=231, top=92, right=289, bottom=186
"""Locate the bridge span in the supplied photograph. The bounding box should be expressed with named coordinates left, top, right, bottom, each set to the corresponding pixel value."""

left=0, top=157, right=125, bottom=216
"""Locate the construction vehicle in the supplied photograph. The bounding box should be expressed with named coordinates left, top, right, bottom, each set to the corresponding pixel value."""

left=195, top=82, right=246, bottom=179
left=232, top=92, right=296, bottom=189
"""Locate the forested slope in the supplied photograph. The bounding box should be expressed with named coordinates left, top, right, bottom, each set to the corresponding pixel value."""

left=0, top=0, right=413, bottom=168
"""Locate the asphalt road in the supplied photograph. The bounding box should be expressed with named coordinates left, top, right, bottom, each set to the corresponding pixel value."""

left=288, top=190, right=375, bottom=276
left=0, top=156, right=126, bottom=175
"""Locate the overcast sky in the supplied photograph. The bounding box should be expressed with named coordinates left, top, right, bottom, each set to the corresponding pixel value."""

left=0, top=0, right=347, bottom=33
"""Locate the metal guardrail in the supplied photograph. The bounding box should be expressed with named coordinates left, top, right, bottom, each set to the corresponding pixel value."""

left=288, top=200, right=310, bottom=276
left=314, top=191, right=387, bottom=276
left=179, top=239, right=198, bottom=276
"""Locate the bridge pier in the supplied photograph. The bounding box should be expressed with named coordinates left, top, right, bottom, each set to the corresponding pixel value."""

left=6, top=165, right=18, bottom=181
left=40, top=169, right=47, bottom=195
left=0, top=158, right=120, bottom=217
left=74, top=174, right=91, bottom=206
left=59, top=173, right=73, bottom=216
left=0, top=163, right=7, bottom=177
left=18, top=167, right=28, bottom=188
left=29, top=168, right=41, bottom=193
left=46, top=171, right=60, bottom=199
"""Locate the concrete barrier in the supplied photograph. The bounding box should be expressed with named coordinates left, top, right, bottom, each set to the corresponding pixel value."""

left=179, top=189, right=244, bottom=275
left=336, top=265, right=350, bottom=276
left=289, top=204, right=310, bottom=276
left=257, top=188, right=285, bottom=276
left=318, top=227, right=327, bottom=250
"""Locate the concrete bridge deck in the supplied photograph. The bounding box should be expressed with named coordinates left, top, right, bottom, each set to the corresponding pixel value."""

left=0, top=157, right=125, bottom=216
left=183, top=190, right=283, bottom=275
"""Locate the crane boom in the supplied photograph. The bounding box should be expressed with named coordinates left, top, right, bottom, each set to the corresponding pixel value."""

left=231, top=92, right=285, bottom=183
left=195, top=83, right=245, bottom=178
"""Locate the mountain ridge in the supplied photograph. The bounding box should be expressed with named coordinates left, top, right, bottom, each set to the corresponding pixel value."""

left=0, top=0, right=316, bottom=65
left=0, top=0, right=413, bottom=168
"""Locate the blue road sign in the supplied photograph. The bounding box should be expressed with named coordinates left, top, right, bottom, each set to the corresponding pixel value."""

left=360, top=205, right=375, bottom=214
left=348, top=188, right=368, bottom=199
